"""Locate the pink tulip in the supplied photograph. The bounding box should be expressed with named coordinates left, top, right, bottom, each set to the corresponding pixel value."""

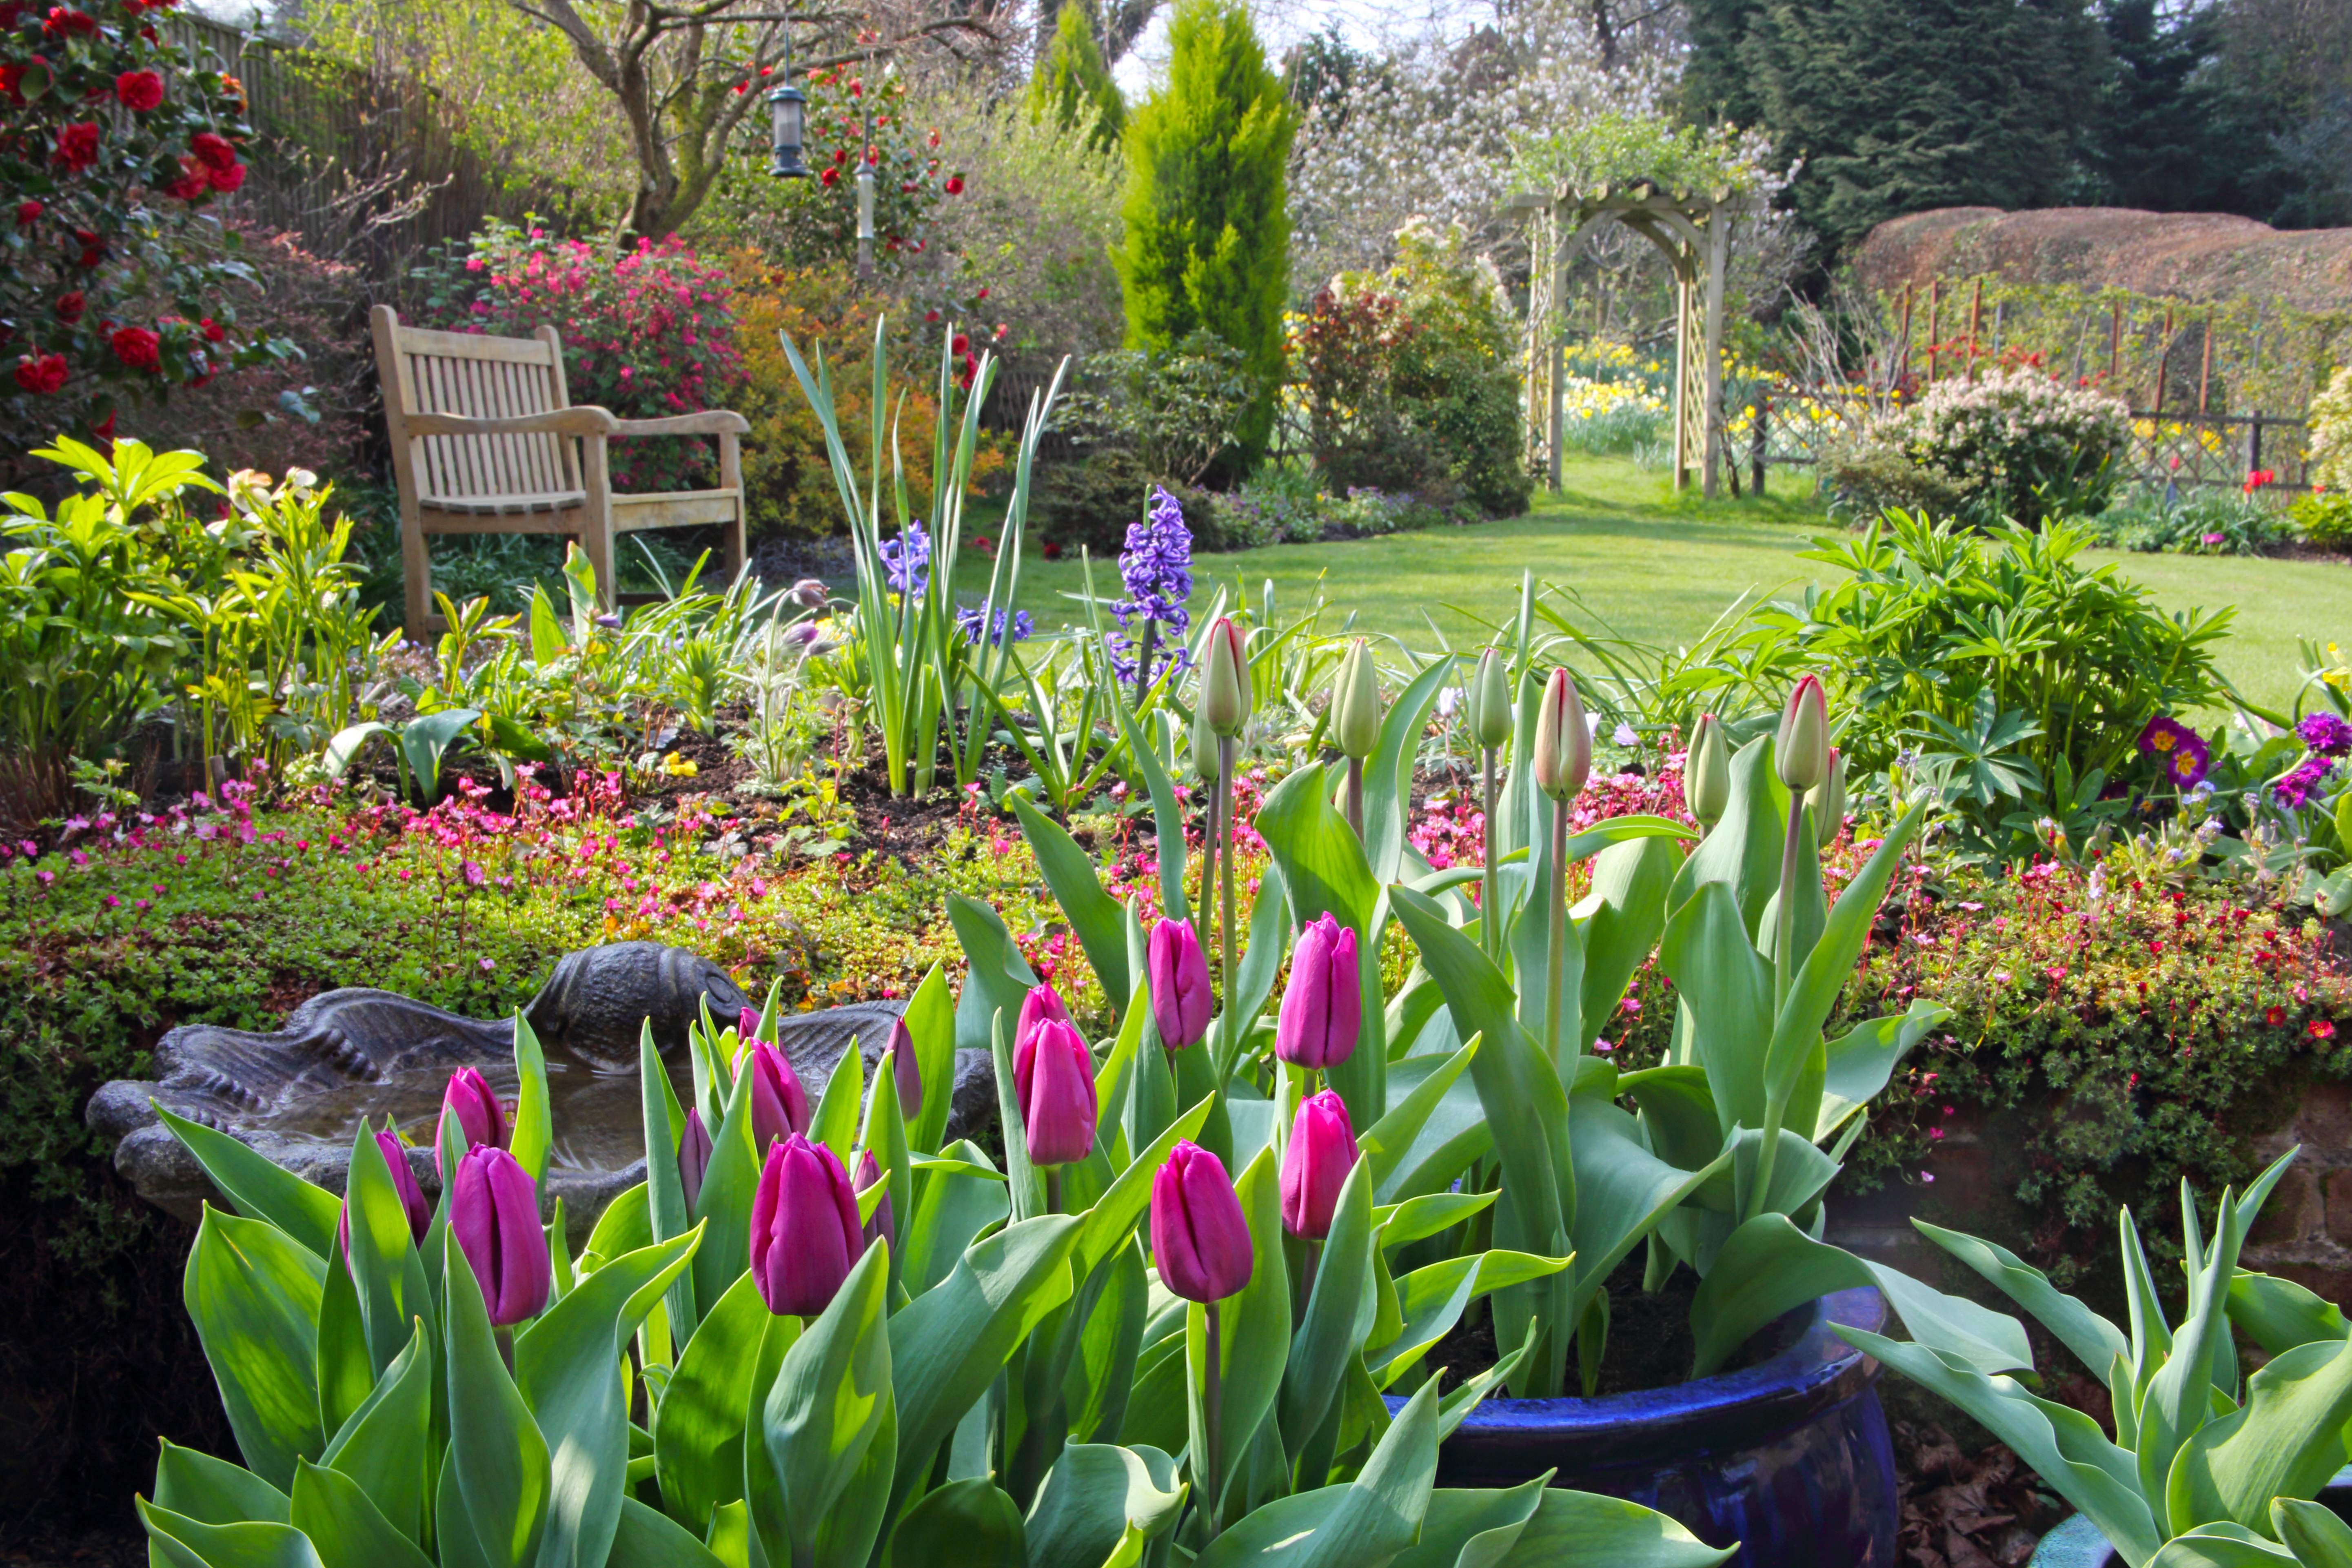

left=750, top=1134, right=865, bottom=1315
left=1016, top=982, right=1071, bottom=1050
left=740, top=1038, right=812, bottom=1149
left=678, top=1107, right=712, bottom=1211
left=1151, top=1141, right=1253, bottom=1303
left=1275, top=913, right=1360, bottom=1070
left=338, top=1129, right=430, bottom=1260
left=855, top=1147, right=893, bottom=1252
left=888, top=1016, right=922, bottom=1120
left=1013, top=1017, right=1097, bottom=1167
left=450, top=1145, right=551, bottom=1326
left=1280, top=1092, right=1356, bottom=1242
left=1147, top=917, right=1212, bottom=1050
left=438, top=1067, right=507, bottom=1153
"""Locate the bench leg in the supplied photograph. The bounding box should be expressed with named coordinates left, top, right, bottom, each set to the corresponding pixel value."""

left=719, top=430, right=748, bottom=588
left=581, top=437, right=618, bottom=612
left=399, top=493, right=432, bottom=642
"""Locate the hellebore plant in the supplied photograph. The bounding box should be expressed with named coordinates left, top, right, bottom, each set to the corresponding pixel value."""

left=148, top=969, right=1740, bottom=1568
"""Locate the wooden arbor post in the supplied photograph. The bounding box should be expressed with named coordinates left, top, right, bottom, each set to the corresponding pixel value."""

left=1517, top=183, right=1751, bottom=497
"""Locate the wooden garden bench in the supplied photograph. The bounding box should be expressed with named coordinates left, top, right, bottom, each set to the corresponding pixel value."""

left=369, top=303, right=750, bottom=639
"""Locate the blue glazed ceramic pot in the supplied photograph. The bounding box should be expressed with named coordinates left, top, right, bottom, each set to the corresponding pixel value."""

left=2028, top=1470, right=2352, bottom=1566
left=1392, top=1287, right=1897, bottom=1568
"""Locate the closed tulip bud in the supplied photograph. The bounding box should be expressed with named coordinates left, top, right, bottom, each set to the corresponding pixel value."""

left=740, top=1038, right=812, bottom=1150
left=1280, top=1091, right=1356, bottom=1241
left=1532, top=667, right=1591, bottom=802
left=1201, top=616, right=1250, bottom=739
left=450, top=1145, right=551, bottom=1326
left=739, top=1005, right=763, bottom=1040
left=1775, top=675, right=1829, bottom=792
left=1808, top=747, right=1847, bottom=837
left=750, top=1134, right=865, bottom=1316
left=854, top=1147, right=893, bottom=1253
left=339, top=1129, right=430, bottom=1260
left=1150, top=1140, right=1253, bottom=1302
left=678, top=1107, right=713, bottom=1212
left=1275, top=912, right=1360, bottom=1070
left=1331, top=639, right=1380, bottom=761
left=1469, top=647, right=1512, bottom=750
left=1147, top=917, right=1212, bottom=1050
left=1688, top=712, right=1731, bottom=827
left=1016, top=981, right=1071, bottom=1050
left=1189, top=700, right=1220, bottom=782
left=438, top=1067, right=507, bottom=1154
left=1013, top=1017, right=1097, bottom=1167
left=887, top=1016, right=921, bottom=1120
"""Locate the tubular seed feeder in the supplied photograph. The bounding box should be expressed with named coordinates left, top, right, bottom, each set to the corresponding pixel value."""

left=766, top=33, right=810, bottom=181
left=1513, top=181, right=1756, bottom=498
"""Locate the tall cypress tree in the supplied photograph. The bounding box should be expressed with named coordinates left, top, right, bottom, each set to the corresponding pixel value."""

left=1112, top=0, right=1296, bottom=461
left=1736, top=0, right=2102, bottom=260
left=1029, top=2, right=1127, bottom=156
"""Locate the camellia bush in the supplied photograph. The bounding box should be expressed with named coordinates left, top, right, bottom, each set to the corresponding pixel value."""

left=1, top=0, right=293, bottom=459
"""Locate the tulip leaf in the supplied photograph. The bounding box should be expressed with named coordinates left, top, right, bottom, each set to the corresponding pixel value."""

left=1366, top=1051, right=1492, bottom=1206
left=1566, top=1086, right=1733, bottom=1335
left=1656, top=880, right=1775, bottom=1137
left=320, top=1319, right=433, bottom=1545
left=314, top=1242, right=373, bottom=1442
left=903, top=961, right=957, bottom=1155
left=888, top=1475, right=1028, bottom=1568
left=510, top=1012, right=553, bottom=1189
left=810, top=1040, right=863, bottom=1166
left=515, top=1231, right=699, bottom=1568
left=158, top=1106, right=342, bottom=1261
left=153, top=1439, right=291, bottom=1528
left=689, top=1039, right=763, bottom=1311
left=1063, top=1241, right=1150, bottom=1444
left=862, top=1037, right=914, bottom=1300
left=1257, top=765, right=1381, bottom=1122
left=439, top=1229, right=550, bottom=1568
left=1280, top=1158, right=1378, bottom=1463
left=1375, top=1190, right=1497, bottom=1250
left=989, top=1007, right=1048, bottom=1223
left=1573, top=834, right=1680, bottom=1055
left=1841, top=1328, right=2161, bottom=1565
left=655, top=1269, right=770, bottom=1534
left=1665, top=734, right=1785, bottom=931
left=1486, top=1485, right=1741, bottom=1568
left=903, top=1140, right=1012, bottom=1297
left=1076, top=1095, right=1215, bottom=1279
left=290, top=1459, right=432, bottom=1568
left=2272, top=1498, right=2352, bottom=1568
left=1010, top=789, right=1132, bottom=1014
left=1911, top=1220, right=2129, bottom=1378
left=1119, top=1326, right=1193, bottom=1457
left=2140, top=1180, right=2266, bottom=1531
left=2146, top=1526, right=2301, bottom=1568
left=344, top=1123, right=435, bottom=1378
left=641, top=1030, right=699, bottom=1344
left=1365, top=657, right=1457, bottom=885
left=2228, top=1271, right=2349, bottom=1357
left=764, top=1242, right=894, bottom=1568
left=888, top=1213, right=1083, bottom=1514
left=1191, top=1379, right=1441, bottom=1568
left=1385, top=1473, right=1550, bottom=1568
left=1360, top=1040, right=1478, bottom=1194
left=590, top=1495, right=720, bottom=1568
left=1115, top=705, right=1191, bottom=925
left=1371, top=1250, right=1571, bottom=1388
left=1187, top=1144, right=1291, bottom=1520
left=584, top=1182, right=652, bottom=1271
left=185, top=1207, right=328, bottom=1492
left=2165, top=1332, right=2352, bottom=1535
left=1213, top=859, right=1296, bottom=1091
left=135, top=1497, right=324, bottom=1568
left=1813, top=1004, right=1946, bottom=1145
left=1024, top=1443, right=1184, bottom=1568
left=949, top=892, right=1040, bottom=1054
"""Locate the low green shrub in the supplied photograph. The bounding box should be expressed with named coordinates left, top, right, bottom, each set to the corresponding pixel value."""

left=2090, top=482, right=2301, bottom=556
left=2290, top=487, right=2352, bottom=551
left=1824, top=368, right=2131, bottom=528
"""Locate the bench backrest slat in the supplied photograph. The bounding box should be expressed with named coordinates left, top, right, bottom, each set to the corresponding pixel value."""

left=371, top=306, right=578, bottom=501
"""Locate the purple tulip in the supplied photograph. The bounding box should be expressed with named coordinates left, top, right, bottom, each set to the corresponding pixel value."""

left=438, top=1067, right=507, bottom=1154
left=1275, top=913, right=1360, bottom=1071
left=678, top=1107, right=713, bottom=1212
left=338, top=1129, right=430, bottom=1261
left=740, top=1038, right=812, bottom=1150
left=888, top=1016, right=922, bottom=1120
left=749, top=1134, right=865, bottom=1316
left=854, top=1147, right=893, bottom=1253
left=1016, top=982, right=1071, bottom=1051
left=1152, top=1140, right=1253, bottom=1303
left=739, top=1005, right=763, bottom=1040
left=1013, top=1017, right=1097, bottom=1167
left=450, top=1145, right=551, bottom=1327
left=1147, top=917, right=1212, bottom=1050
left=1280, top=1092, right=1357, bottom=1242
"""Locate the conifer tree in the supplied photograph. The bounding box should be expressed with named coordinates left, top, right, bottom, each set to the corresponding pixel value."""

left=1112, top=0, right=1296, bottom=463
left=1029, top=2, right=1127, bottom=156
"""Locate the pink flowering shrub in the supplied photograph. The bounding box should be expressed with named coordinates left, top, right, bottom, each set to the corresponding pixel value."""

left=413, top=219, right=743, bottom=492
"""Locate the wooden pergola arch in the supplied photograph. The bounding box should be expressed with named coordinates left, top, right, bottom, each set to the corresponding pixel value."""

left=1511, top=184, right=1757, bottom=497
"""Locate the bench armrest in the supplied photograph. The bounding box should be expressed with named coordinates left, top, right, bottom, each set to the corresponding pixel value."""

left=608, top=410, right=751, bottom=438
left=406, top=407, right=618, bottom=438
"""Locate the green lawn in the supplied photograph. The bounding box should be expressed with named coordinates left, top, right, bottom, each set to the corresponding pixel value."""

left=1007, top=456, right=2347, bottom=715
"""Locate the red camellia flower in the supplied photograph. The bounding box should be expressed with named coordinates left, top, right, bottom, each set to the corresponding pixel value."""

left=73, top=227, right=103, bottom=266
left=115, top=69, right=163, bottom=110
left=189, top=130, right=237, bottom=170
left=14, top=199, right=40, bottom=225
left=943, top=174, right=964, bottom=195
left=819, top=166, right=839, bottom=188
left=111, top=326, right=161, bottom=369
left=55, top=291, right=84, bottom=323
left=53, top=121, right=100, bottom=169
left=46, top=7, right=98, bottom=35
left=200, top=316, right=224, bottom=342
left=166, top=160, right=208, bottom=201
left=2315, top=1020, right=2339, bottom=1041
left=207, top=160, right=244, bottom=192
left=13, top=354, right=69, bottom=394
left=950, top=333, right=970, bottom=356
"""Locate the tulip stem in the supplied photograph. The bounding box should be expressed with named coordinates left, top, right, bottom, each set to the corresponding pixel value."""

left=1479, top=745, right=1500, bottom=960
left=495, top=1326, right=514, bottom=1378
left=1775, top=792, right=1806, bottom=1011
left=1202, top=1306, right=1224, bottom=1539
left=1545, top=794, right=1568, bottom=1067
left=1045, top=1167, right=1061, bottom=1216
left=1217, top=736, right=1237, bottom=1022
left=1302, top=1239, right=1323, bottom=1317
left=1344, top=756, right=1364, bottom=840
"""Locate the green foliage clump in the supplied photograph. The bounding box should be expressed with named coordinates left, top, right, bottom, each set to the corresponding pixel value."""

left=1508, top=109, right=1767, bottom=199
left=1112, top=0, right=1296, bottom=466
left=2290, top=488, right=2352, bottom=551
left=1027, top=0, right=1126, bottom=155
left=1825, top=368, right=2132, bottom=530
left=2312, top=364, right=2352, bottom=490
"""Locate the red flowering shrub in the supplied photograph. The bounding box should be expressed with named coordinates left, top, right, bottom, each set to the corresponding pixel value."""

left=1, top=0, right=293, bottom=462
left=411, top=218, right=742, bottom=492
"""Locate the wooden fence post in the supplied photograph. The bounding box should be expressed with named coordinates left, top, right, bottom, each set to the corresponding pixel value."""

left=1751, top=393, right=1768, bottom=496
left=2243, top=416, right=2263, bottom=480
